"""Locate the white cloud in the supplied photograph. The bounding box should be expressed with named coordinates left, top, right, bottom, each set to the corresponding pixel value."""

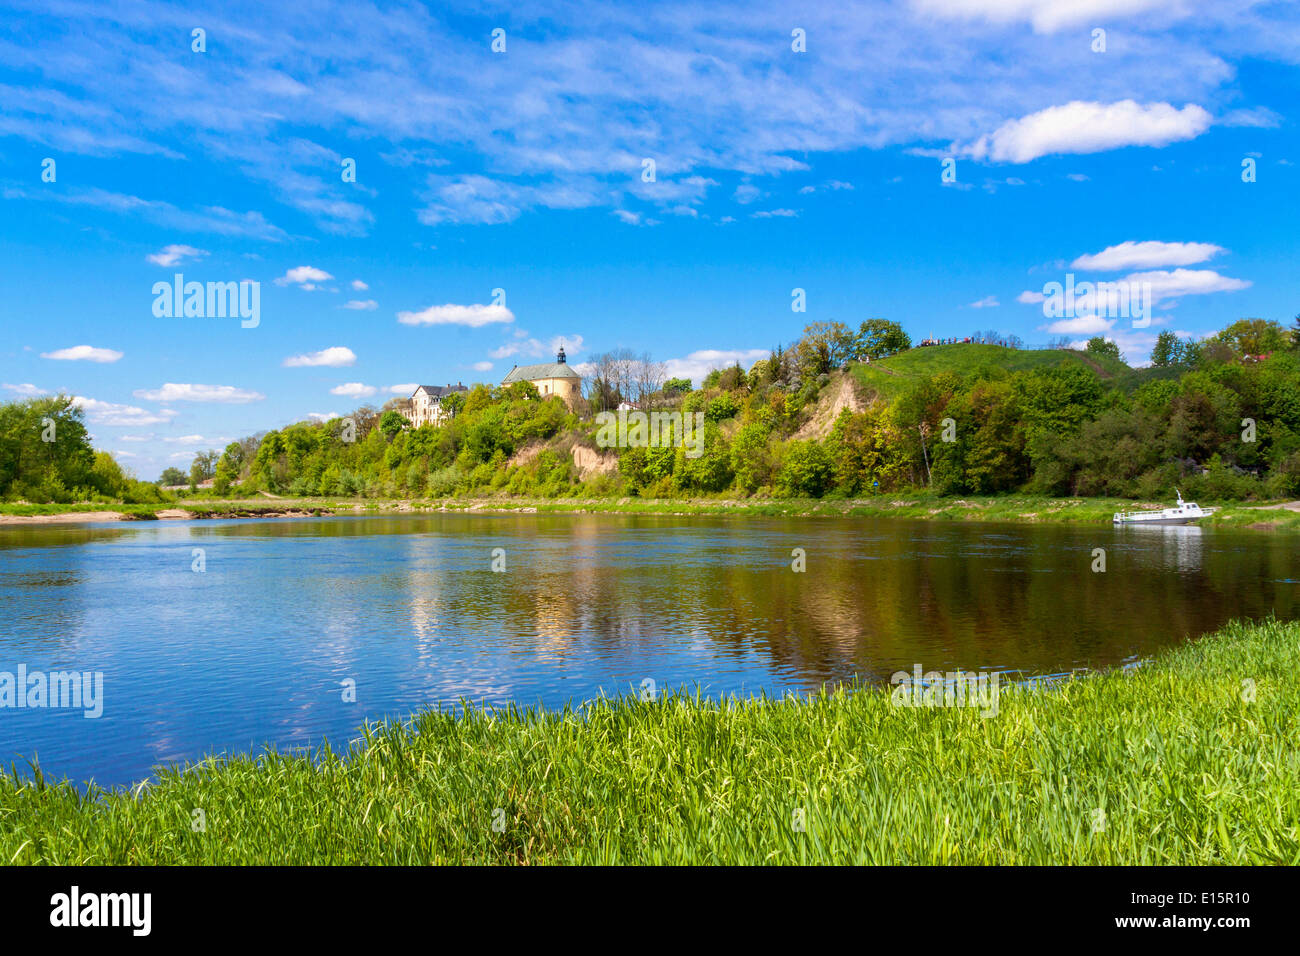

left=1017, top=290, right=1047, bottom=304
left=329, top=382, right=378, bottom=398
left=275, top=265, right=334, bottom=287
left=473, top=361, right=494, bottom=371
left=40, top=345, right=123, bottom=363
left=1043, top=315, right=1115, bottom=335
left=751, top=208, right=798, bottom=218
left=3, top=186, right=288, bottom=240
left=397, top=303, right=515, bottom=327
left=388, top=384, right=419, bottom=394
left=306, top=412, right=340, bottom=422
left=969, top=295, right=999, bottom=308
left=350, top=279, right=368, bottom=291
left=1071, top=240, right=1226, bottom=271
left=342, top=299, right=378, bottom=310
left=663, top=348, right=769, bottom=386
left=733, top=184, right=762, bottom=204
left=147, top=244, right=207, bottom=267
left=10, top=0, right=1298, bottom=237
left=133, top=383, right=265, bottom=403
left=71, top=396, right=178, bottom=426
left=489, top=333, right=583, bottom=361
left=418, top=173, right=607, bottom=227
left=964, top=101, right=1212, bottom=164
left=283, top=346, right=357, bottom=368
left=1127, top=268, right=1251, bottom=302
left=912, top=0, right=1173, bottom=33
left=3, top=383, right=47, bottom=396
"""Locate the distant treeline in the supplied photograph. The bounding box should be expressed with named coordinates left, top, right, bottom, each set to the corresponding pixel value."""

left=172, top=317, right=1300, bottom=503
left=4, top=317, right=1299, bottom=505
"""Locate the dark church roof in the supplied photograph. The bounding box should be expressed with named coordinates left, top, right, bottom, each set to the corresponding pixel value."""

left=413, top=384, right=468, bottom=397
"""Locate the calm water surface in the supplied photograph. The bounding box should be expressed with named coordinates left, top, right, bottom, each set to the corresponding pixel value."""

left=1, top=513, right=1296, bottom=787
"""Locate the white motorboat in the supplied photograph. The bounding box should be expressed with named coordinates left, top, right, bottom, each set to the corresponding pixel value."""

left=1113, top=490, right=1217, bottom=526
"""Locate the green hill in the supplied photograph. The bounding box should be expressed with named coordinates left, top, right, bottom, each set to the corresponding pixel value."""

left=849, top=344, right=1130, bottom=401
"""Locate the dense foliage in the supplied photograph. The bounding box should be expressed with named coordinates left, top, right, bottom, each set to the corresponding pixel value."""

left=192, top=318, right=1297, bottom=502
left=5, top=317, right=1298, bottom=505
left=0, top=396, right=168, bottom=504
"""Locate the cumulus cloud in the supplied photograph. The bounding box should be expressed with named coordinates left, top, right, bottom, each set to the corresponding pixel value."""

left=1042, top=315, right=1115, bottom=335
left=283, top=346, right=357, bottom=368
left=472, top=361, right=493, bottom=371
left=275, top=265, right=334, bottom=288
left=146, top=244, right=207, bottom=267
left=2, top=383, right=46, bottom=396
left=1127, top=268, right=1251, bottom=302
left=388, top=383, right=418, bottom=394
left=1071, top=240, right=1226, bottom=271
left=71, top=396, right=178, bottom=426
left=342, top=299, right=378, bottom=310
left=969, top=295, right=999, bottom=308
left=329, top=382, right=378, bottom=398
left=350, top=279, right=368, bottom=291
left=1017, top=290, right=1047, bottom=304
left=133, top=383, right=265, bottom=403
left=397, top=303, right=515, bottom=327
left=489, top=334, right=583, bottom=361
left=963, top=101, right=1213, bottom=164
left=40, top=345, right=123, bottom=363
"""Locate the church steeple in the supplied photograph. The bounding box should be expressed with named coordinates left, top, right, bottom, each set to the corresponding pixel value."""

left=556, top=344, right=567, bottom=364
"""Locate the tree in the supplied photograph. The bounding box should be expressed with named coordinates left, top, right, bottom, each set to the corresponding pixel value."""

left=1085, top=337, right=1122, bottom=362
left=189, top=449, right=219, bottom=486
left=157, top=466, right=187, bottom=486
left=1213, top=318, right=1288, bottom=357
left=856, top=319, right=911, bottom=360
left=441, top=392, right=466, bottom=420
left=1150, top=330, right=1180, bottom=367
left=0, top=395, right=95, bottom=500
left=379, top=409, right=408, bottom=441
left=663, top=377, right=692, bottom=396
left=632, top=352, right=667, bottom=407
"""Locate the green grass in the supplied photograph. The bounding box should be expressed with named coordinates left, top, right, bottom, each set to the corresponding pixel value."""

left=7, top=494, right=1300, bottom=529
left=849, top=343, right=1130, bottom=401
left=0, top=502, right=164, bottom=518
left=3, top=618, right=1297, bottom=864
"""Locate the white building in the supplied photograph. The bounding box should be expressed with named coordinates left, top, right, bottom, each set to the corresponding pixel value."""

left=404, top=383, right=468, bottom=428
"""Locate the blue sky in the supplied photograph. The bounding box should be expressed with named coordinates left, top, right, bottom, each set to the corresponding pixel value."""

left=1, top=0, right=1298, bottom=479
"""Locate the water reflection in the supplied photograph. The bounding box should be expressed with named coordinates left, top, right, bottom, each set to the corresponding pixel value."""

left=0, top=513, right=1295, bottom=787
left=1118, top=523, right=1205, bottom=572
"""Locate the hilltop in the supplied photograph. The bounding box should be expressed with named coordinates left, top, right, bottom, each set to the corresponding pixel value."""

left=850, top=343, right=1130, bottom=402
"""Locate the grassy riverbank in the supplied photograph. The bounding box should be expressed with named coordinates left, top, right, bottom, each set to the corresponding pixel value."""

left=3, top=618, right=1297, bottom=864
left=6, top=493, right=1300, bottom=529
